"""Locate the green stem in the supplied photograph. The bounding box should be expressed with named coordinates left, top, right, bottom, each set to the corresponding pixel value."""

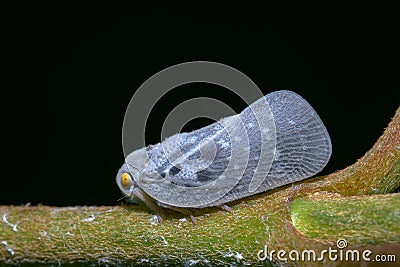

left=1, top=107, right=399, bottom=266
left=290, top=193, right=400, bottom=244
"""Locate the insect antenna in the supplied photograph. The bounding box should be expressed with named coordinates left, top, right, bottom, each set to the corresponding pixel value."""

left=116, top=195, right=128, bottom=202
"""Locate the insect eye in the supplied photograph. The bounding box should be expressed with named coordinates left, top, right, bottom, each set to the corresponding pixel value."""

left=121, top=173, right=132, bottom=189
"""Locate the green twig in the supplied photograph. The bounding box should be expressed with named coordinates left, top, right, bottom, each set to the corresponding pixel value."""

left=290, top=193, right=400, bottom=244
left=1, top=107, right=399, bottom=266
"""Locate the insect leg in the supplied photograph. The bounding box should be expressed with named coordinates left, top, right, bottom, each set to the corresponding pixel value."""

left=157, top=203, right=197, bottom=224
left=133, top=188, right=163, bottom=222
left=218, top=204, right=234, bottom=213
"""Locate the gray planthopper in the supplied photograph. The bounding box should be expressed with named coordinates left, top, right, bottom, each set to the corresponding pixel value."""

left=116, top=90, right=332, bottom=223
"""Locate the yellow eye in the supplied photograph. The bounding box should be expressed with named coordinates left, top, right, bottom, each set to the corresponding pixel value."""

left=121, top=173, right=132, bottom=189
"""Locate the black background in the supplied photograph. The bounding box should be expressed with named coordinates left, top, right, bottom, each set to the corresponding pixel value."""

left=6, top=10, right=399, bottom=206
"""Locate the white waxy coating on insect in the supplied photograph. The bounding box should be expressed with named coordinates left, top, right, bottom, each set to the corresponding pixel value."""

left=116, top=90, right=332, bottom=208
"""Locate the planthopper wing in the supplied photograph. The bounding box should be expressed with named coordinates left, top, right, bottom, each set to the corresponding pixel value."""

left=130, top=90, right=331, bottom=208
left=209, top=90, right=332, bottom=206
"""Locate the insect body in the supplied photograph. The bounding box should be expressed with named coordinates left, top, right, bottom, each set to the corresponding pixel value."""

left=116, top=90, right=332, bottom=221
